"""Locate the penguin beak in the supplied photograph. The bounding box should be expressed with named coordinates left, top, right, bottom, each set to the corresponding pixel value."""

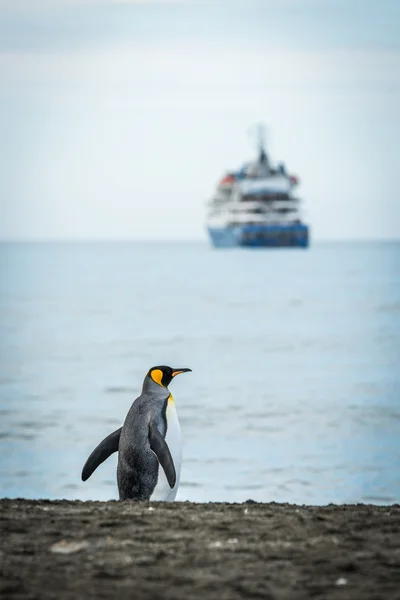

left=171, top=368, right=192, bottom=377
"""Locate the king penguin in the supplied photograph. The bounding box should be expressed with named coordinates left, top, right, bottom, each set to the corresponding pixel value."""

left=81, top=365, right=191, bottom=501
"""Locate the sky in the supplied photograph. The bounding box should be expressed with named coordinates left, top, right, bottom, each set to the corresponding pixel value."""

left=0, top=0, right=399, bottom=241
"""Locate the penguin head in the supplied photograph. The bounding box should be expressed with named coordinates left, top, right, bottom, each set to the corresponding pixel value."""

left=147, top=365, right=191, bottom=388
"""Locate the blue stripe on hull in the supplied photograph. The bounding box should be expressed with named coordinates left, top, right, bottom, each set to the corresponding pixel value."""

left=208, top=224, right=310, bottom=248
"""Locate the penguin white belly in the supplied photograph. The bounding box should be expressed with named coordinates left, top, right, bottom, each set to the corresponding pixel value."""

left=151, top=397, right=182, bottom=501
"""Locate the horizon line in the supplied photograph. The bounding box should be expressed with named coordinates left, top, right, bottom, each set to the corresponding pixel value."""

left=0, top=237, right=400, bottom=244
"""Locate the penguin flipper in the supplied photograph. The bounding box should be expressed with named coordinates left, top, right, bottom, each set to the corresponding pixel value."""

left=81, top=427, right=122, bottom=482
left=149, top=422, right=176, bottom=489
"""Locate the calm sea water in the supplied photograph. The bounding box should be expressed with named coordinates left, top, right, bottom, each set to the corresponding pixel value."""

left=0, top=241, right=399, bottom=505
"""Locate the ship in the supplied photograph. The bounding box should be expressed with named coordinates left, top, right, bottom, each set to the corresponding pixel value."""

left=206, top=126, right=310, bottom=248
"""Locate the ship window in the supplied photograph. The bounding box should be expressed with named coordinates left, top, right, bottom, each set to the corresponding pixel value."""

left=277, top=207, right=295, bottom=214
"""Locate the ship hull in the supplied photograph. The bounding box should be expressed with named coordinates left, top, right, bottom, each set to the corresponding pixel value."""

left=207, top=223, right=309, bottom=248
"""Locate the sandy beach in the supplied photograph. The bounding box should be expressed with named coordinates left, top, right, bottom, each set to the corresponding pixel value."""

left=1, top=499, right=399, bottom=599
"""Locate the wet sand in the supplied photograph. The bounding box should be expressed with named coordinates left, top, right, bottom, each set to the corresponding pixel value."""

left=1, top=499, right=400, bottom=599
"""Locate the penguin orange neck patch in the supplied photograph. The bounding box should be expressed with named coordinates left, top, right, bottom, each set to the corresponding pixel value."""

left=150, top=369, right=164, bottom=386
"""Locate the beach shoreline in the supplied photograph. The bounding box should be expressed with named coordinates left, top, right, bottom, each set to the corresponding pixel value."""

left=1, top=499, right=399, bottom=599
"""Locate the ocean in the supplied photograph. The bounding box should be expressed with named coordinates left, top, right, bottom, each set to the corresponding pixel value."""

left=0, top=241, right=399, bottom=504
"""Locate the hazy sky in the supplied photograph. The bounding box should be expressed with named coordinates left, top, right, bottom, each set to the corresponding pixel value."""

left=0, top=0, right=399, bottom=240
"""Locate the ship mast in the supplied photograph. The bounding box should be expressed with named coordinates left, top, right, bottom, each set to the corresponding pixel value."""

left=256, top=123, right=267, bottom=162
left=248, top=123, right=270, bottom=177
left=248, top=123, right=268, bottom=164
